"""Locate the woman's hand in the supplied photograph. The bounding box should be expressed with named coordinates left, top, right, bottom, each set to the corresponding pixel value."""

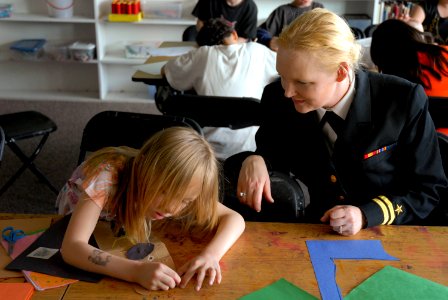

left=177, top=252, right=221, bottom=291
left=237, top=155, right=273, bottom=212
left=320, top=205, right=365, bottom=236
left=134, top=261, right=181, bottom=291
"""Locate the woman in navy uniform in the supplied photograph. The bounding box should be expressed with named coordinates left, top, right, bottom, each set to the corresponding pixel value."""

left=232, top=8, right=447, bottom=235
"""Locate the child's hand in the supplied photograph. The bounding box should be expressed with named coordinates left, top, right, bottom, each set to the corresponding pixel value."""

left=177, top=252, right=221, bottom=291
left=135, top=261, right=181, bottom=291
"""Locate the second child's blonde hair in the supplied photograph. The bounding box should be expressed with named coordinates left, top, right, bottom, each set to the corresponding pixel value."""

left=278, top=8, right=361, bottom=73
left=82, top=127, right=219, bottom=242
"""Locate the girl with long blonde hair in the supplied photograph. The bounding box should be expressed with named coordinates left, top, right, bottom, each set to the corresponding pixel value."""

left=57, top=127, right=245, bottom=291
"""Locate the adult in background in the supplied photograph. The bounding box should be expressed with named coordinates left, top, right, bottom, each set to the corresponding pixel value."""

left=192, top=0, right=258, bottom=43
left=405, top=0, right=448, bottom=45
left=371, top=18, right=448, bottom=97
left=229, top=8, right=447, bottom=235
left=161, top=18, right=278, bottom=160
left=257, top=0, right=323, bottom=51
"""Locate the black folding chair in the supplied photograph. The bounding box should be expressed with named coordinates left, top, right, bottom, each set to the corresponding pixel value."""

left=0, top=127, right=5, bottom=166
left=156, top=92, right=262, bottom=129
left=0, top=111, right=58, bottom=196
left=422, top=131, right=448, bottom=226
left=364, top=24, right=377, bottom=37
left=77, top=111, right=203, bottom=165
left=428, top=97, right=448, bottom=129
left=350, top=26, right=365, bottom=39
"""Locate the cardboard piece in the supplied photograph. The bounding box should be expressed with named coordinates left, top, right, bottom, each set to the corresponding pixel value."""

left=94, top=220, right=175, bottom=269
left=5, top=214, right=102, bottom=282
left=345, top=266, right=448, bottom=300
left=93, top=221, right=176, bottom=295
left=0, top=218, right=52, bottom=278
left=306, top=240, right=399, bottom=300
left=239, top=278, right=318, bottom=300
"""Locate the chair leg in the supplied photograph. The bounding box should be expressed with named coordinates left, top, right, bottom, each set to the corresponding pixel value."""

left=0, top=134, right=59, bottom=196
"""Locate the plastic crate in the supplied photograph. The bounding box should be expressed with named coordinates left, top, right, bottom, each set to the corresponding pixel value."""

left=68, top=42, right=96, bottom=62
left=143, top=1, right=182, bottom=19
left=10, top=39, right=46, bottom=60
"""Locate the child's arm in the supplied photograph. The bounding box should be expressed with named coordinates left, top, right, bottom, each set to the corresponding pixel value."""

left=178, top=203, right=245, bottom=291
left=61, top=198, right=181, bottom=290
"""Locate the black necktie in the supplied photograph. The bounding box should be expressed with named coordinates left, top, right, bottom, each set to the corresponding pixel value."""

left=321, top=111, right=345, bottom=136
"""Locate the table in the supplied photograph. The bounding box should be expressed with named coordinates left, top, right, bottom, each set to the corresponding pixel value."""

left=131, top=41, right=196, bottom=87
left=1, top=214, right=447, bottom=299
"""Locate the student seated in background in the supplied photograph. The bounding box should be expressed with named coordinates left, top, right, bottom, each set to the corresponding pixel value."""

left=57, top=127, right=245, bottom=291
left=192, top=0, right=258, bottom=43
left=400, top=0, right=448, bottom=45
left=371, top=19, right=448, bottom=97
left=230, top=8, right=447, bottom=236
left=161, top=18, right=278, bottom=160
left=257, top=0, right=324, bottom=51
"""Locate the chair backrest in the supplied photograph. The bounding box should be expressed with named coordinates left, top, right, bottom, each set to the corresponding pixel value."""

left=0, top=126, right=5, bottom=164
left=158, top=93, right=262, bottom=129
left=77, top=111, right=203, bottom=165
left=428, top=97, right=448, bottom=129
left=438, top=131, right=448, bottom=176
left=364, top=24, right=377, bottom=37
left=426, top=131, right=448, bottom=225
left=350, top=26, right=365, bottom=39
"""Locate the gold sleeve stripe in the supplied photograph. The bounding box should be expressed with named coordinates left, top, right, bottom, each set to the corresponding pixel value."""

left=372, top=198, right=390, bottom=225
left=378, top=195, right=395, bottom=225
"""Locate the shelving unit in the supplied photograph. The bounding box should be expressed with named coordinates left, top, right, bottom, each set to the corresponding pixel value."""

left=0, top=0, right=196, bottom=102
left=0, top=0, right=379, bottom=103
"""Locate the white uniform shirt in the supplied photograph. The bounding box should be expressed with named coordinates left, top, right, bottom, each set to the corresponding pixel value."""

left=164, top=42, right=278, bottom=159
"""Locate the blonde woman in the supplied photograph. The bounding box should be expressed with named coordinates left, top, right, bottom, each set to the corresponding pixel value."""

left=232, top=8, right=447, bottom=235
left=57, top=127, right=245, bottom=291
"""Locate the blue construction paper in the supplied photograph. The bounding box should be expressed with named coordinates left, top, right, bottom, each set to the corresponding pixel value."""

left=306, top=240, right=399, bottom=300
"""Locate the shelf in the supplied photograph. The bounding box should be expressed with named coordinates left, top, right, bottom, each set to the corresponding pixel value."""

left=0, top=13, right=95, bottom=23
left=2, top=57, right=99, bottom=64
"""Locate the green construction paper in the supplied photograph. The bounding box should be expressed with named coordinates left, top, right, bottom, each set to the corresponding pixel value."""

left=239, top=278, right=318, bottom=300
left=345, top=266, right=448, bottom=300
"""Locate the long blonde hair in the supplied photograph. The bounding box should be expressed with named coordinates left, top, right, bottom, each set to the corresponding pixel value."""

left=278, top=8, right=361, bottom=73
left=81, top=127, right=220, bottom=242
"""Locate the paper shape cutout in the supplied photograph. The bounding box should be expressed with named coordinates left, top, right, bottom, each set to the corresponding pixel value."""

left=238, top=278, right=318, bottom=300
left=126, top=243, right=154, bottom=260
left=1, top=229, right=78, bottom=291
left=1, top=232, right=43, bottom=260
left=6, top=214, right=102, bottom=282
left=0, top=217, right=52, bottom=279
left=306, top=240, right=399, bottom=300
left=22, top=270, right=77, bottom=291
left=345, top=266, right=448, bottom=300
left=93, top=220, right=176, bottom=295
left=0, top=282, right=34, bottom=300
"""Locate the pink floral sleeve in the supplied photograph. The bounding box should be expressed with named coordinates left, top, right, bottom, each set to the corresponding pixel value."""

left=55, top=162, right=120, bottom=215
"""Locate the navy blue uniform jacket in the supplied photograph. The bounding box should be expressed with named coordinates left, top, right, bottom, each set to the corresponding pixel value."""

left=255, top=70, right=447, bottom=227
